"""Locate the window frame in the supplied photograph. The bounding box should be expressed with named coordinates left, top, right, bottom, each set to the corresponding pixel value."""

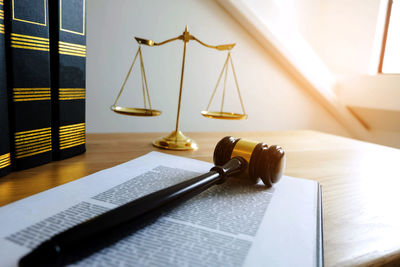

left=378, top=0, right=394, bottom=73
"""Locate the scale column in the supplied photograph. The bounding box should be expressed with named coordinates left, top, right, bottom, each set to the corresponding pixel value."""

left=175, top=29, right=188, bottom=133
left=152, top=26, right=198, bottom=150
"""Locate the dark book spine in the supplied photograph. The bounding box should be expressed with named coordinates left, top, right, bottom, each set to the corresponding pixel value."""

left=0, top=0, right=11, bottom=177
left=49, top=0, right=86, bottom=160
left=5, top=0, right=52, bottom=170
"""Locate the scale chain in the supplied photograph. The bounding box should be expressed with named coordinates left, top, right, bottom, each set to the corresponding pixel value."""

left=139, top=47, right=148, bottom=110
left=220, top=52, right=230, bottom=113
left=229, top=54, right=246, bottom=115
left=139, top=46, right=153, bottom=112
left=113, top=47, right=141, bottom=106
left=206, top=54, right=230, bottom=111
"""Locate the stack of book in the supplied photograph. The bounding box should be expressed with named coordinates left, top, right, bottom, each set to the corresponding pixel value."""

left=0, top=0, right=86, bottom=177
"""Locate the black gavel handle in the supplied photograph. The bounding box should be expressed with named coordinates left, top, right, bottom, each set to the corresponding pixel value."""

left=19, top=157, right=247, bottom=267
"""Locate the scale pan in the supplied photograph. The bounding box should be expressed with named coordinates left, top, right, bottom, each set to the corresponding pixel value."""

left=111, top=105, right=161, bottom=117
left=201, top=111, right=247, bottom=120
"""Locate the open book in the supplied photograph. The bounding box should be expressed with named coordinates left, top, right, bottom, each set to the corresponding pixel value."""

left=0, top=152, right=323, bottom=267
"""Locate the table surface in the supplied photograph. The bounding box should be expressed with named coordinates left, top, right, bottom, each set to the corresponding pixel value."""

left=1, top=130, right=399, bottom=267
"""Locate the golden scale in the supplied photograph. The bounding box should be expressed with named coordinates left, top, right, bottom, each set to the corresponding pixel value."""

left=111, top=26, right=247, bottom=150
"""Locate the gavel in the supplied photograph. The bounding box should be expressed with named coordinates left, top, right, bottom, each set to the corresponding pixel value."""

left=19, top=136, right=286, bottom=267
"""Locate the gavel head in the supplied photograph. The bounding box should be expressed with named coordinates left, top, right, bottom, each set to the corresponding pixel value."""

left=213, top=136, right=286, bottom=187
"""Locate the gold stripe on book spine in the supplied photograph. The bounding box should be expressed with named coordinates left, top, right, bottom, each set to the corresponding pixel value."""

left=10, top=33, right=49, bottom=52
left=59, top=44, right=86, bottom=52
left=59, top=50, right=86, bottom=57
left=59, top=41, right=85, bottom=48
left=16, top=142, right=51, bottom=155
left=0, top=153, right=10, bottom=160
left=16, top=148, right=52, bottom=159
left=59, top=88, right=85, bottom=91
left=60, top=141, right=85, bottom=150
left=14, top=98, right=51, bottom=102
left=15, top=135, right=52, bottom=149
left=59, top=123, right=85, bottom=150
left=11, top=33, right=49, bottom=41
left=60, top=139, right=85, bottom=148
left=59, top=131, right=85, bottom=139
left=11, top=41, right=49, bottom=48
left=15, top=132, right=51, bottom=142
left=15, top=145, right=52, bottom=158
left=0, top=161, right=11, bottom=169
left=15, top=128, right=52, bottom=159
left=0, top=153, right=11, bottom=169
left=60, top=123, right=85, bottom=130
left=60, top=139, right=85, bottom=150
left=59, top=88, right=85, bottom=100
left=13, top=88, right=51, bottom=102
left=11, top=44, right=49, bottom=52
left=59, top=97, right=85, bottom=100
left=60, top=137, right=85, bottom=146
left=59, top=41, right=86, bottom=58
left=14, top=88, right=50, bottom=91
left=11, top=37, right=49, bottom=45
left=15, top=127, right=51, bottom=135
left=15, top=133, right=51, bottom=143
left=59, top=129, right=85, bottom=135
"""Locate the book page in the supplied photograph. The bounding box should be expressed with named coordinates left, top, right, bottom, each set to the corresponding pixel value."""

left=0, top=152, right=319, bottom=267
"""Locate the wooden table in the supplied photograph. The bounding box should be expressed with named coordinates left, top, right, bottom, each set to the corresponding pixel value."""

left=1, top=130, right=399, bottom=266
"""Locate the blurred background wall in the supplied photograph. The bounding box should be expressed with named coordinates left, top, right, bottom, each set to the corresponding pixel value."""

left=86, top=0, right=348, bottom=135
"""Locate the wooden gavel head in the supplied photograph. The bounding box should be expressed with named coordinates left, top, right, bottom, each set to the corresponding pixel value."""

left=213, top=136, right=286, bottom=187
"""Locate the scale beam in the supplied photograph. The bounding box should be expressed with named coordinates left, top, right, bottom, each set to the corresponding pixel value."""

left=135, top=26, right=235, bottom=51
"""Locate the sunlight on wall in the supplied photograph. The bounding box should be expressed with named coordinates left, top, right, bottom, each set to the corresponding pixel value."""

left=312, top=0, right=380, bottom=75
left=246, top=0, right=335, bottom=92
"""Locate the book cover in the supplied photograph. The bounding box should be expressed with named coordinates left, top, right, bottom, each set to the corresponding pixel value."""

left=0, top=0, right=11, bottom=177
left=49, top=0, right=86, bottom=160
left=4, top=0, right=52, bottom=170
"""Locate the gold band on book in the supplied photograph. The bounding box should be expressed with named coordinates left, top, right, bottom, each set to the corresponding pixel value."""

left=15, top=127, right=52, bottom=159
left=59, top=123, right=85, bottom=150
left=0, top=9, right=4, bottom=19
left=13, top=88, right=51, bottom=102
left=0, top=153, right=11, bottom=169
left=59, top=41, right=86, bottom=57
left=59, top=88, right=85, bottom=100
left=0, top=24, right=4, bottom=34
left=10, top=33, right=49, bottom=52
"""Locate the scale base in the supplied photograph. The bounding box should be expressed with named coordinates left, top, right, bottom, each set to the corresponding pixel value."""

left=153, top=130, right=198, bottom=150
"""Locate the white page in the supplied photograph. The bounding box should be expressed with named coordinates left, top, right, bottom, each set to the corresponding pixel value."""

left=0, top=152, right=319, bottom=267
